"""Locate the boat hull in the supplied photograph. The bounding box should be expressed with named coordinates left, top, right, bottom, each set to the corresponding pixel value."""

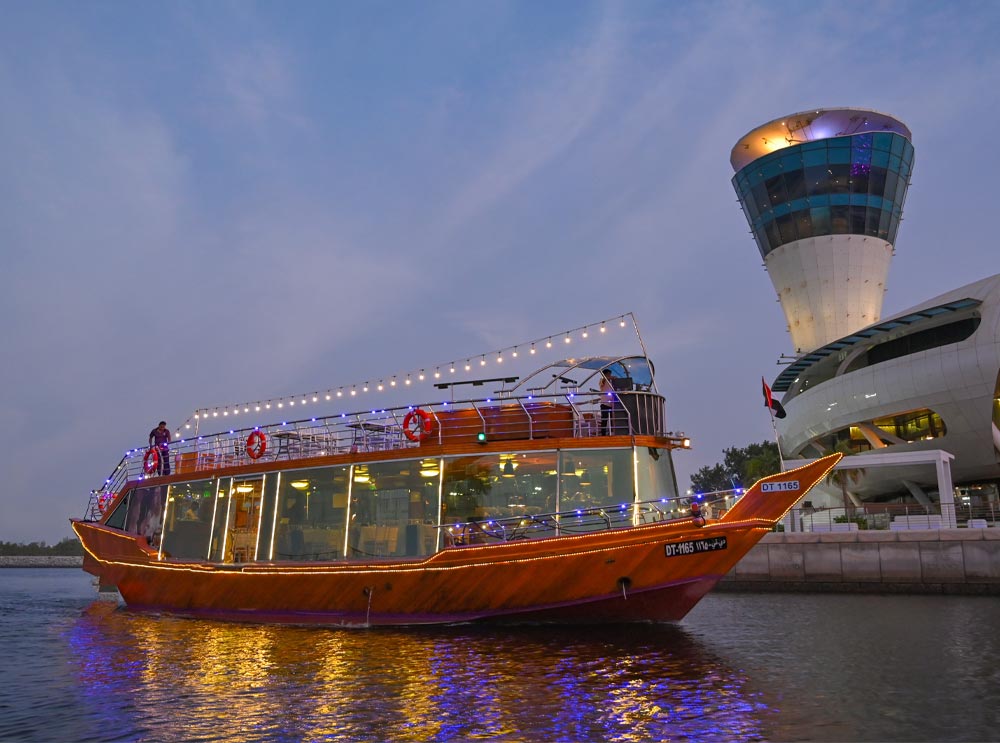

left=74, top=454, right=840, bottom=625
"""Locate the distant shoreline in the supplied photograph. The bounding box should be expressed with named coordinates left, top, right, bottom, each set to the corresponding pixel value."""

left=0, top=556, right=83, bottom=568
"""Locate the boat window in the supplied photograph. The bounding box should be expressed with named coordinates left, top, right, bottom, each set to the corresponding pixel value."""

left=349, top=459, right=438, bottom=559
left=441, top=451, right=558, bottom=542
left=160, top=479, right=216, bottom=560
left=635, top=447, right=682, bottom=517
left=273, top=466, right=350, bottom=561
left=558, top=448, right=635, bottom=533
left=122, top=485, right=167, bottom=549
left=103, top=491, right=131, bottom=530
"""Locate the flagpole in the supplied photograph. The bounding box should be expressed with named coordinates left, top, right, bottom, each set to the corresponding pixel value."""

left=768, top=407, right=785, bottom=471
left=762, top=377, right=786, bottom=470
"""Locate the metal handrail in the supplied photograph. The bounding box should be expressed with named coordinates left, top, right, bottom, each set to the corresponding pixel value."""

left=438, top=490, right=736, bottom=545
left=87, top=391, right=668, bottom=506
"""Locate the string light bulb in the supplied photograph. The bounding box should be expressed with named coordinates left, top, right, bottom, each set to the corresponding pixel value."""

left=600, top=322, right=606, bottom=333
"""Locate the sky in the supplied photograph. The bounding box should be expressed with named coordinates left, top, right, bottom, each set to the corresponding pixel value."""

left=2, top=0, right=998, bottom=544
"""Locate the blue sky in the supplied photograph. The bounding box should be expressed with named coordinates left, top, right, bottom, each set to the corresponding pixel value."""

left=2, top=1, right=998, bottom=544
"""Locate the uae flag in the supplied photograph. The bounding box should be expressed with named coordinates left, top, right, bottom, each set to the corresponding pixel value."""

left=762, top=377, right=787, bottom=419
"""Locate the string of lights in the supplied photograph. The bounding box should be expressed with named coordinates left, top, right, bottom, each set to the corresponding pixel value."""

left=177, top=312, right=643, bottom=435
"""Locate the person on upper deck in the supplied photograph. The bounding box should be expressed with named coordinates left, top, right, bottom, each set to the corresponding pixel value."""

left=599, top=369, right=615, bottom=435
left=148, top=421, right=172, bottom=476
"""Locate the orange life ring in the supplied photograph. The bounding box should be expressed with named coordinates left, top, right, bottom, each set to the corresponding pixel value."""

left=403, top=409, right=435, bottom=442
left=142, top=448, right=160, bottom=474
left=246, top=430, right=267, bottom=459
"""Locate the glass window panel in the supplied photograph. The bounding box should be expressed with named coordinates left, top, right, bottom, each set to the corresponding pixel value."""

left=559, top=449, right=636, bottom=534
left=851, top=134, right=873, bottom=165
left=873, top=132, right=893, bottom=152
left=765, top=174, right=787, bottom=205
left=890, top=134, right=905, bottom=156
left=784, top=168, right=806, bottom=200
left=776, top=212, right=797, bottom=243
left=804, top=164, right=830, bottom=196
left=888, top=210, right=901, bottom=243
left=780, top=153, right=803, bottom=171
left=828, top=145, right=851, bottom=164
left=751, top=182, right=770, bottom=212
left=124, top=484, right=168, bottom=548
left=850, top=167, right=869, bottom=195
left=635, top=446, right=683, bottom=518
left=802, top=148, right=829, bottom=167
left=883, top=169, right=899, bottom=203
left=810, top=206, right=831, bottom=234
left=889, top=154, right=902, bottom=173
left=795, top=208, right=813, bottom=239
left=830, top=205, right=850, bottom=234
left=807, top=192, right=829, bottom=207
left=440, top=451, right=558, bottom=544
left=760, top=159, right=782, bottom=179
left=871, top=150, right=890, bottom=168
left=829, top=193, right=850, bottom=206
left=347, top=459, right=431, bottom=558
left=865, top=206, right=881, bottom=236
left=764, top=220, right=781, bottom=253
left=161, top=479, right=217, bottom=560
left=772, top=201, right=791, bottom=218
left=868, top=166, right=887, bottom=196
left=271, top=466, right=351, bottom=560
left=208, top=479, right=234, bottom=562
left=850, top=205, right=867, bottom=234
left=878, top=208, right=891, bottom=240
left=828, top=163, right=851, bottom=193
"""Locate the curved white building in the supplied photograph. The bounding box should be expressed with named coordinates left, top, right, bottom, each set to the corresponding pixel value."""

left=770, top=274, right=1000, bottom=499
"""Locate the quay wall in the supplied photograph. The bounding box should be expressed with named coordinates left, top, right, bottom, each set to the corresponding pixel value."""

left=718, top=528, right=1000, bottom=594
left=0, top=556, right=83, bottom=568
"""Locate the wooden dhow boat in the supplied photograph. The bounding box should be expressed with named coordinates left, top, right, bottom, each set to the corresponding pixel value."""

left=73, top=353, right=839, bottom=625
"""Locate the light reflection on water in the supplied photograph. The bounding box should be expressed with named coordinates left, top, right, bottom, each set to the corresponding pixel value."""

left=64, top=602, right=768, bottom=742
left=3, top=570, right=1000, bottom=742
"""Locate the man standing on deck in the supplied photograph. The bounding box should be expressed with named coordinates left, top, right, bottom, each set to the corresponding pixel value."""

left=148, top=421, right=172, bottom=476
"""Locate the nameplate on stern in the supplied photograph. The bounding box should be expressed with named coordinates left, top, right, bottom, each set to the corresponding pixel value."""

left=664, top=536, right=727, bottom=558
left=761, top=480, right=800, bottom=492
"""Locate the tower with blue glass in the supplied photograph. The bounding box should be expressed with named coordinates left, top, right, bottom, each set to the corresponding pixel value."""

left=730, top=108, right=914, bottom=353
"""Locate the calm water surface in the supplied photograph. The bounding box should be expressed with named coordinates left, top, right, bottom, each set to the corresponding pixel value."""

left=2, top=569, right=999, bottom=742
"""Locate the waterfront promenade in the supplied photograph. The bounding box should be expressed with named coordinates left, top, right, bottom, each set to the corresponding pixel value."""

left=719, top=527, right=1000, bottom=594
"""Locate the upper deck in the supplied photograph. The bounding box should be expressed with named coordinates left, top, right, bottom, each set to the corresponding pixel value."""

left=88, top=356, right=687, bottom=517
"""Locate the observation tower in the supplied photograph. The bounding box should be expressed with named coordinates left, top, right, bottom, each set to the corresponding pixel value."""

left=730, top=108, right=914, bottom=353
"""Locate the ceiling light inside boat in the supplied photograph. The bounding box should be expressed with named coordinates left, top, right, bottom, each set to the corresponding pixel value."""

left=236, top=484, right=254, bottom=493
left=353, top=473, right=370, bottom=483
left=290, top=480, right=309, bottom=490
left=420, top=468, right=439, bottom=478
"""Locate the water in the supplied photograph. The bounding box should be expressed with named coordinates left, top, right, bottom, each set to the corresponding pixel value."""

left=2, top=569, right=1000, bottom=742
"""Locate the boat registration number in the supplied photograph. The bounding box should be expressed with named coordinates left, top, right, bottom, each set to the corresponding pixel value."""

left=664, top=536, right=727, bottom=558
left=761, top=480, right=800, bottom=492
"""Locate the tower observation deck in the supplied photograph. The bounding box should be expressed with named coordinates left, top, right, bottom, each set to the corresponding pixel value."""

left=730, top=108, right=914, bottom=353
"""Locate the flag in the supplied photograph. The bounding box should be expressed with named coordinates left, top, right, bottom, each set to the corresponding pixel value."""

left=762, top=377, right=787, bottom=419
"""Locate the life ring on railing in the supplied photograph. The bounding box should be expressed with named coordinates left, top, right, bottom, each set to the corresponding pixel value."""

left=403, top=409, right=435, bottom=442
left=97, top=493, right=114, bottom=513
left=142, top=447, right=160, bottom=474
left=246, top=430, right=267, bottom=459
